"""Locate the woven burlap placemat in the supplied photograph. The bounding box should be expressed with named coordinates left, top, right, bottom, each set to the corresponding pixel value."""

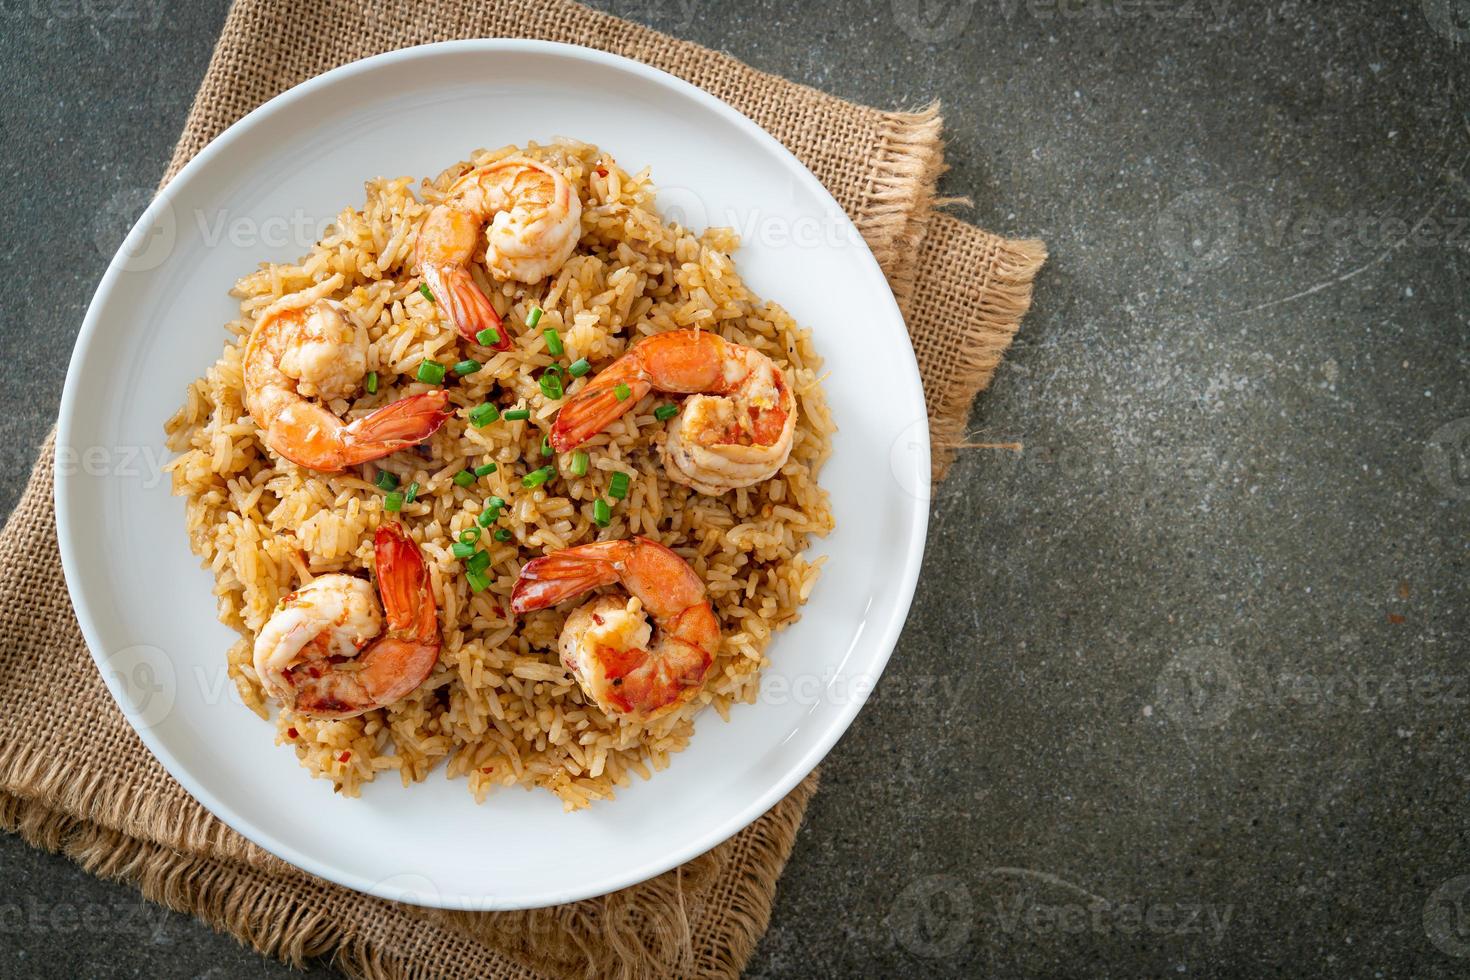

left=0, top=1, right=1045, bottom=976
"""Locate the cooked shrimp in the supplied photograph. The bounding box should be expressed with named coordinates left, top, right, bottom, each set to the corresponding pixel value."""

left=243, top=300, right=450, bottom=473
left=549, top=328, right=797, bottom=494
left=511, top=536, right=719, bottom=718
left=254, top=523, right=440, bottom=719
left=414, top=156, right=583, bottom=350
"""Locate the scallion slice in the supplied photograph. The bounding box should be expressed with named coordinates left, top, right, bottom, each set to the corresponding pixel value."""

left=653, top=403, right=679, bottom=421
left=541, top=434, right=553, bottom=457
left=592, top=498, right=611, bottom=527
left=459, top=528, right=481, bottom=544
left=454, top=358, right=482, bottom=376
left=568, top=358, right=591, bottom=378
left=466, top=550, right=491, bottom=574
left=608, top=471, right=630, bottom=500
left=451, top=540, right=476, bottom=559
left=543, top=328, right=563, bottom=356
left=569, top=450, right=589, bottom=477
left=365, top=371, right=379, bottom=394
left=466, top=567, right=491, bottom=593
left=374, top=470, right=399, bottom=491
left=503, top=408, right=530, bottom=421
left=384, top=491, right=404, bottom=513
left=453, top=470, right=476, bottom=487
left=493, top=528, right=512, bottom=542
left=522, top=465, right=555, bottom=488
left=468, top=403, right=499, bottom=427
left=475, top=326, right=501, bottom=347
left=539, top=371, right=564, bottom=400
left=526, top=306, right=544, bottom=329
left=474, top=462, right=497, bottom=477
left=613, top=383, right=631, bottom=402
left=418, top=282, right=435, bottom=303
left=416, top=361, right=446, bottom=385
left=404, top=481, right=420, bottom=503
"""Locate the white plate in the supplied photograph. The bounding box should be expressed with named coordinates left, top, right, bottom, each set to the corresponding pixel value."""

left=56, top=40, right=929, bottom=910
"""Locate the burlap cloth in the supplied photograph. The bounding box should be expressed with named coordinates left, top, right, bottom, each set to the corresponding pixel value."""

left=0, top=1, right=1045, bottom=976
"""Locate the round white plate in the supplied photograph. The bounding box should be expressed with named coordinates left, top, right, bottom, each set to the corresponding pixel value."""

left=56, top=40, right=929, bottom=910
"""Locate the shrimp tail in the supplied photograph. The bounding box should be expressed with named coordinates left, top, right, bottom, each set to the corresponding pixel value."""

left=510, top=541, right=630, bottom=613
left=550, top=367, right=653, bottom=451
left=549, top=331, right=731, bottom=452
left=423, top=264, right=510, bottom=350
left=337, top=390, right=451, bottom=466
left=374, top=523, right=437, bottom=642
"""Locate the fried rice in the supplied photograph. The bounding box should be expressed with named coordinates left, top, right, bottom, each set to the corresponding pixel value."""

left=164, top=138, right=834, bottom=809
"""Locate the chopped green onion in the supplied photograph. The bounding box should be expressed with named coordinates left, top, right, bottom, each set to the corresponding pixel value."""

left=374, top=470, right=399, bottom=491
left=493, top=528, right=512, bottom=542
left=539, top=371, right=564, bottom=400
left=365, top=371, right=379, bottom=395
left=568, top=358, right=591, bottom=378
left=477, top=507, right=496, bottom=527
left=453, top=470, right=475, bottom=487
left=503, top=408, right=530, bottom=421
left=475, top=326, right=501, bottom=347
left=404, top=481, right=420, bottom=503
left=416, top=361, right=446, bottom=384
left=451, top=541, right=476, bottom=559
left=454, top=358, right=482, bottom=376
left=466, top=550, right=491, bottom=574
left=522, top=465, right=555, bottom=488
left=592, top=498, right=611, bottom=527
left=418, top=282, right=435, bottom=304
left=541, top=434, right=553, bottom=457
left=569, top=450, right=589, bottom=477
left=653, top=403, right=679, bottom=422
left=459, top=528, right=481, bottom=544
left=543, top=328, right=563, bottom=356
left=384, top=491, right=404, bottom=512
left=487, top=495, right=506, bottom=510
left=608, top=471, right=630, bottom=500
left=614, top=383, right=631, bottom=402
left=468, top=403, right=499, bottom=427
left=474, top=461, right=497, bottom=477
left=466, top=567, right=491, bottom=593
left=526, top=306, right=544, bottom=329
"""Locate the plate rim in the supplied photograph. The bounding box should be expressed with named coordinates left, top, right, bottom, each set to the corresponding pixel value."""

left=54, top=37, right=931, bottom=908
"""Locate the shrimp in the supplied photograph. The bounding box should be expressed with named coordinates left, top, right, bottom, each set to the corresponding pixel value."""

left=510, top=536, right=720, bottom=718
left=549, top=328, right=797, bottom=495
left=243, top=300, right=450, bottom=473
left=254, top=522, right=440, bottom=719
left=413, top=156, right=583, bottom=350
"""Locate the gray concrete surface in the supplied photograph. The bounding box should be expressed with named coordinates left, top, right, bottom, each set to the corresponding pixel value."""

left=3, top=0, right=1469, bottom=976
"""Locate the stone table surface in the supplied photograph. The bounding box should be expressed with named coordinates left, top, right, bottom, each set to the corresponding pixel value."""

left=3, top=1, right=1469, bottom=977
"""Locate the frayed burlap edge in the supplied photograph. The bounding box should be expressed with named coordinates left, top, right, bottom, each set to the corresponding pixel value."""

left=0, top=770, right=818, bottom=980
left=0, top=733, right=285, bottom=872
left=863, top=103, right=944, bottom=314
left=858, top=104, right=1048, bottom=480
left=927, top=227, right=1048, bottom=479
left=0, top=793, right=365, bottom=970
